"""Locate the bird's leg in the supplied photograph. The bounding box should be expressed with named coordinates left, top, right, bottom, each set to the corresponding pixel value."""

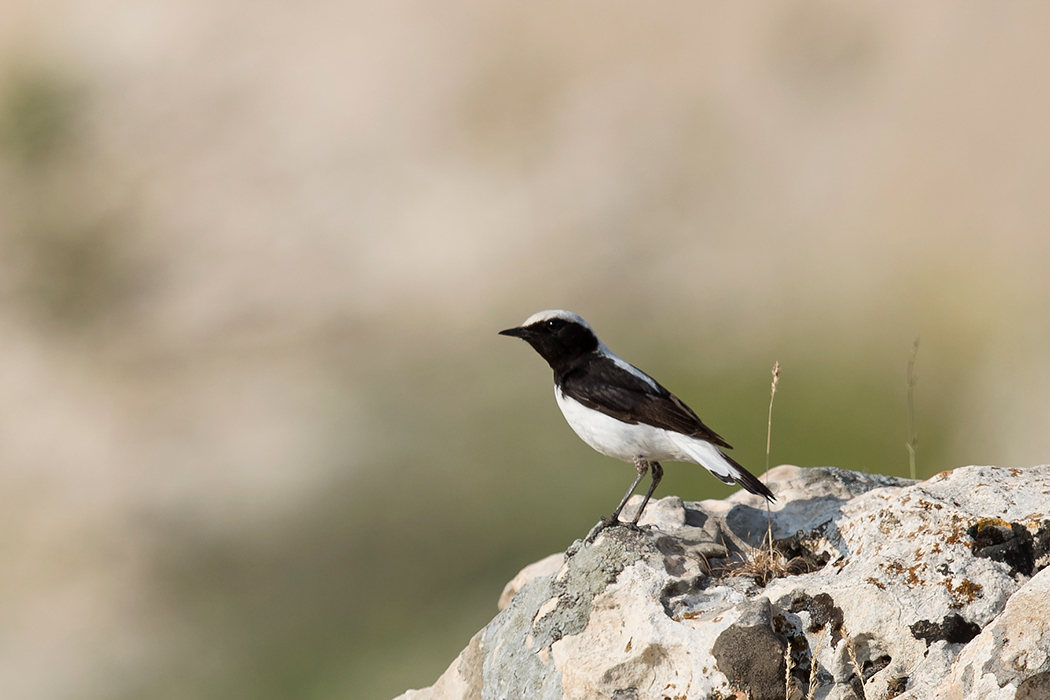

left=609, top=457, right=649, bottom=524
left=586, top=458, right=649, bottom=543
left=630, top=461, right=663, bottom=525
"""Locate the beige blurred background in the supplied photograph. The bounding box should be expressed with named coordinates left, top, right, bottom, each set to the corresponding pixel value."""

left=2, top=2, right=1049, bottom=699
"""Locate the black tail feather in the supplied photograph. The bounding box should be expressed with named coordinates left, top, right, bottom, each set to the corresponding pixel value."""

left=721, top=451, right=776, bottom=502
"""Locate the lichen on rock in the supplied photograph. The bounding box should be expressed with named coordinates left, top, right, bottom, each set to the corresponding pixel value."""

left=395, top=464, right=1050, bottom=700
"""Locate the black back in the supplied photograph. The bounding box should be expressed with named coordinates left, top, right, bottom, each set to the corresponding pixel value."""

left=556, top=355, right=732, bottom=449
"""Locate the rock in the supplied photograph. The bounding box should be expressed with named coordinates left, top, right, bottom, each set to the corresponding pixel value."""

left=712, top=600, right=787, bottom=700
left=394, top=465, right=1050, bottom=700
left=498, top=553, right=565, bottom=612
left=930, top=566, right=1050, bottom=700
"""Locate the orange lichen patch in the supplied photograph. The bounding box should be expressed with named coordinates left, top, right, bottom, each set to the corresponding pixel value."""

left=933, top=470, right=954, bottom=480
left=1009, top=468, right=1023, bottom=477
left=884, top=561, right=923, bottom=587
left=866, top=577, right=886, bottom=590
left=943, top=522, right=969, bottom=546
left=876, top=509, right=906, bottom=536
left=943, top=578, right=983, bottom=609
left=907, top=565, right=922, bottom=586
left=930, top=542, right=942, bottom=554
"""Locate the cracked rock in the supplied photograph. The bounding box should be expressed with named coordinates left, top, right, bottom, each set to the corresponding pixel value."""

left=395, top=464, right=1050, bottom=700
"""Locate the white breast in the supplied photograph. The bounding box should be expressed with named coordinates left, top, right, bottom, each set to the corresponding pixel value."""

left=554, top=387, right=690, bottom=463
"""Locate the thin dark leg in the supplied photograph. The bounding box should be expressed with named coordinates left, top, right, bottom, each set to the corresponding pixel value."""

left=630, top=461, right=663, bottom=525
left=585, top=458, right=649, bottom=543
left=608, top=457, right=649, bottom=523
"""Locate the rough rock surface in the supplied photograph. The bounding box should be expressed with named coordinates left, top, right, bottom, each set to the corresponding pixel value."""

left=395, top=465, right=1050, bottom=700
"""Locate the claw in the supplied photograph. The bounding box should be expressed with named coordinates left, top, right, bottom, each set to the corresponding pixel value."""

left=585, top=516, right=646, bottom=543
left=584, top=517, right=616, bottom=543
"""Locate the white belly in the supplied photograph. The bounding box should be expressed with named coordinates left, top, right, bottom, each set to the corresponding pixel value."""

left=555, top=387, right=692, bottom=463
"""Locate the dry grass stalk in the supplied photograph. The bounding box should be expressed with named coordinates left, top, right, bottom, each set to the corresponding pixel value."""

left=721, top=362, right=798, bottom=587
left=765, top=360, right=780, bottom=475
left=784, top=639, right=794, bottom=700
left=806, top=628, right=826, bottom=700
left=764, top=361, right=780, bottom=558
left=845, top=630, right=866, bottom=700
left=906, top=338, right=919, bottom=480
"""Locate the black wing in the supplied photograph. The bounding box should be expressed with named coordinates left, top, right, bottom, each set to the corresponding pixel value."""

left=558, top=356, right=733, bottom=449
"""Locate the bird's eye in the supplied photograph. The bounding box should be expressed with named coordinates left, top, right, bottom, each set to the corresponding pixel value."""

left=547, top=319, right=559, bottom=330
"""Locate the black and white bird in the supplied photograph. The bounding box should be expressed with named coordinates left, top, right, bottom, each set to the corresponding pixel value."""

left=500, top=309, right=774, bottom=530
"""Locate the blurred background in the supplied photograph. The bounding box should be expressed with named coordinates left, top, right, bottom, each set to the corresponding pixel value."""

left=2, top=2, right=1049, bottom=699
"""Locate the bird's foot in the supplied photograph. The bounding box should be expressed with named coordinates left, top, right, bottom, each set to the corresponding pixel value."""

left=584, top=516, right=644, bottom=543
left=584, top=517, right=615, bottom=543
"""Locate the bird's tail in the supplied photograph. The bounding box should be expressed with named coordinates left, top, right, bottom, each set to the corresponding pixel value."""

left=672, top=435, right=776, bottom=502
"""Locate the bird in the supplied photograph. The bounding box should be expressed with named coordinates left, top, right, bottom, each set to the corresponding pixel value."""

left=499, top=309, right=774, bottom=532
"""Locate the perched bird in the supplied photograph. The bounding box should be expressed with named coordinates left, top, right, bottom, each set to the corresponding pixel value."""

left=500, top=309, right=774, bottom=530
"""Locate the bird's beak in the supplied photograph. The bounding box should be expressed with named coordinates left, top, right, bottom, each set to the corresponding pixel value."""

left=499, top=326, right=529, bottom=338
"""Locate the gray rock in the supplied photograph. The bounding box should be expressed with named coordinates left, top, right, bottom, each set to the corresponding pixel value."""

left=929, top=566, right=1050, bottom=700
left=498, top=552, right=565, bottom=612
left=395, top=464, right=1050, bottom=700
left=712, top=599, right=786, bottom=700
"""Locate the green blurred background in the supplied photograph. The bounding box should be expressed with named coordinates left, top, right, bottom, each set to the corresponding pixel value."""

left=2, top=2, right=1049, bottom=699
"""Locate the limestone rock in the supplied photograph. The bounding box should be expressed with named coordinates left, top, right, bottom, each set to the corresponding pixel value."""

left=929, top=566, right=1050, bottom=700
left=498, top=553, right=565, bottom=612
left=394, top=465, right=1050, bottom=700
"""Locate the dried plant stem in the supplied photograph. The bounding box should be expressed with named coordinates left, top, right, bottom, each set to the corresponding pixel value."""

left=784, top=640, right=794, bottom=700
left=906, top=338, right=919, bottom=480
left=807, top=628, right=826, bottom=700
left=846, top=633, right=866, bottom=699
left=765, top=361, right=780, bottom=476
left=765, top=361, right=780, bottom=558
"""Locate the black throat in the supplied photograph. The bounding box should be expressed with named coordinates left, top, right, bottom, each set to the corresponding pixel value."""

left=523, top=322, right=600, bottom=375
